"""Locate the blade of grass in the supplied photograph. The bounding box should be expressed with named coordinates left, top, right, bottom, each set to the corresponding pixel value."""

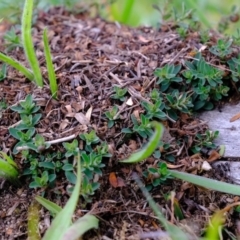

left=22, top=0, right=43, bottom=87
left=133, top=173, right=188, bottom=240
left=35, top=195, right=62, bottom=216
left=121, top=0, right=135, bottom=23
left=120, top=121, right=164, bottom=163
left=170, top=170, right=240, bottom=196
left=42, top=151, right=81, bottom=240
left=0, top=151, right=19, bottom=183
left=61, top=215, right=99, bottom=240
left=43, top=28, right=58, bottom=99
left=0, top=52, right=34, bottom=80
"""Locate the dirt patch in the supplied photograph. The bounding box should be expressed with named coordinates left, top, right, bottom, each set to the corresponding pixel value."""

left=1, top=7, right=240, bottom=239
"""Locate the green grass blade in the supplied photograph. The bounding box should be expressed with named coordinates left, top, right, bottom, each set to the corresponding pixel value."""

left=121, top=0, right=135, bottom=23
left=35, top=196, right=62, bottom=216
left=43, top=28, right=58, bottom=99
left=0, top=152, right=19, bottom=183
left=28, top=201, right=41, bottom=240
left=0, top=52, right=34, bottom=80
left=43, top=151, right=82, bottom=240
left=120, top=121, right=164, bottom=163
left=170, top=170, right=240, bottom=196
left=134, top=174, right=188, bottom=240
left=61, top=215, right=99, bottom=240
left=22, top=0, right=43, bottom=87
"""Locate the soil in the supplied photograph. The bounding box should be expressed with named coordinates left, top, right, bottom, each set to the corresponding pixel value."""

left=0, top=7, right=240, bottom=240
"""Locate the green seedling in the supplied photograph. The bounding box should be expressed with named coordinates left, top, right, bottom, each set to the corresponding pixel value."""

left=79, top=130, right=100, bottom=151
left=10, top=94, right=40, bottom=115
left=143, top=162, right=172, bottom=190
left=15, top=113, right=42, bottom=130
left=62, top=161, right=76, bottom=184
left=183, top=53, right=223, bottom=87
left=191, top=130, right=219, bottom=153
left=0, top=63, right=7, bottom=81
left=36, top=151, right=99, bottom=240
left=209, top=39, right=233, bottom=59
left=9, top=127, right=37, bottom=154
left=105, top=105, right=119, bottom=128
left=154, top=64, right=182, bottom=91
left=149, top=88, right=161, bottom=103
left=95, top=142, right=112, bottom=157
left=62, top=139, right=79, bottom=158
left=0, top=151, right=19, bottom=184
left=141, top=100, right=166, bottom=120
left=131, top=114, right=154, bottom=138
left=81, top=176, right=100, bottom=203
left=4, top=26, right=22, bottom=51
left=0, top=99, right=7, bottom=111
left=34, top=134, right=50, bottom=151
left=166, top=90, right=193, bottom=114
left=29, top=170, right=56, bottom=188
left=43, top=28, right=58, bottom=99
left=111, top=86, right=128, bottom=101
left=81, top=151, right=105, bottom=178
left=21, top=0, right=42, bottom=86
left=199, top=30, right=210, bottom=43
left=176, top=25, right=188, bottom=39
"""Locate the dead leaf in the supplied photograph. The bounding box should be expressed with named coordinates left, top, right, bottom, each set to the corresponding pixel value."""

left=116, top=177, right=126, bottom=187
left=74, top=112, right=90, bottom=125
left=166, top=163, right=185, bottom=169
left=207, top=150, right=220, bottom=162
left=230, top=112, right=240, bottom=122
left=85, top=106, right=92, bottom=121
left=126, top=97, right=133, bottom=106
left=109, top=172, right=118, bottom=188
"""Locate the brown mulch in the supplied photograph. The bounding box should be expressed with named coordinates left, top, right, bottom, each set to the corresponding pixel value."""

left=0, top=7, right=240, bottom=240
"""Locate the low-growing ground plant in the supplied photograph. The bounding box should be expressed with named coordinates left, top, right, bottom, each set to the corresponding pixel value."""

left=30, top=153, right=99, bottom=240
left=122, top=122, right=240, bottom=239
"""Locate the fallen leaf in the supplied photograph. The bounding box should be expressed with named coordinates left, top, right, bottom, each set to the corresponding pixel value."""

left=116, top=177, right=126, bottom=187
left=166, top=163, right=185, bottom=169
left=207, top=150, right=220, bottom=162
left=109, top=172, right=118, bottom=188
left=230, top=112, right=240, bottom=122
left=74, top=112, right=90, bottom=125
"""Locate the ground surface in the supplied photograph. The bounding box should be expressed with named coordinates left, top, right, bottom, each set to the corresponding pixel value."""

left=0, top=7, right=240, bottom=240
